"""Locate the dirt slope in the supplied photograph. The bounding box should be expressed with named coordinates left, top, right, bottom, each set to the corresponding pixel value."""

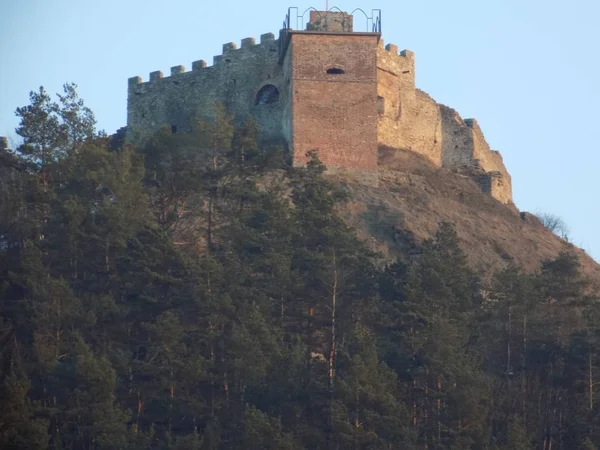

left=337, top=147, right=600, bottom=285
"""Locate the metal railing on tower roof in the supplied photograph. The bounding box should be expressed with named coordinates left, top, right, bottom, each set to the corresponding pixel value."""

left=282, top=7, right=381, bottom=33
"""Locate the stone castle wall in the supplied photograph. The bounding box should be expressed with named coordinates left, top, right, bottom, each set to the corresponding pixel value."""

left=127, top=33, right=287, bottom=148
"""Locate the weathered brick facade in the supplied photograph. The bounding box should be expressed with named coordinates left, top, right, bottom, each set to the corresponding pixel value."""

left=126, top=10, right=513, bottom=203
left=284, top=33, right=379, bottom=179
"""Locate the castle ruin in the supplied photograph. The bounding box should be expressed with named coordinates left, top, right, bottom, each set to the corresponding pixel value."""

left=127, top=8, right=512, bottom=204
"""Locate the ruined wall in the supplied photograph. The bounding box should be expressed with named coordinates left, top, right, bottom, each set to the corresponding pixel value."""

left=377, top=45, right=444, bottom=165
left=464, top=119, right=512, bottom=203
left=127, top=34, right=285, bottom=147
left=439, top=106, right=476, bottom=169
left=288, top=32, right=379, bottom=181
left=376, top=43, right=512, bottom=203
left=441, top=113, right=512, bottom=203
left=475, top=171, right=512, bottom=205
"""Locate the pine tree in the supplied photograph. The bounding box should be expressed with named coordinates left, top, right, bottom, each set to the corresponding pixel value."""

left=15, top=83, right=96, bottom=187
left=0, top=374, right=48, bottom=450
left=505, top=420, right=532, bottom=450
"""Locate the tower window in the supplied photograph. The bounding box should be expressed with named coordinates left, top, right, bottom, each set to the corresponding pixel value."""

left=377, top=96, right=385, bottom=115
left=327, top=67, right=345, bottom=75
left=171, top=125, right=178, bottom=133
left=256, top=84, right=280, bottom=105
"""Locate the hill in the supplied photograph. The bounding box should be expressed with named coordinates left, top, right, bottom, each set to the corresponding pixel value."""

left=336, top=146, right=600, bottom=285
left=3, top=85, right=600, bottom=449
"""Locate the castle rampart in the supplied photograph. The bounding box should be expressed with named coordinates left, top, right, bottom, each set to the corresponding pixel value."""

left=127, top=33, right=286, bottom=148
left=126, top=9, right=513, bottom=204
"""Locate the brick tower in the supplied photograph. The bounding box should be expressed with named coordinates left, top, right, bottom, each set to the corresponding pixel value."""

left=279, top=11, right=380, bottom=182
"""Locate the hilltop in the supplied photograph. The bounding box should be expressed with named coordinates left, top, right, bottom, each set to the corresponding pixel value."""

left=337, top=146, right=600, bottom=284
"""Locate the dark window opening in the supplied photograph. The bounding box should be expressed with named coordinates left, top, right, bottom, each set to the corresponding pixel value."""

left=327, top=67, right=345, bottom=75
left=377, top=96, right=385, bottom=115
left=256, top=84, right=280, bottom=105
left=171, top=125, right=178, bottom=134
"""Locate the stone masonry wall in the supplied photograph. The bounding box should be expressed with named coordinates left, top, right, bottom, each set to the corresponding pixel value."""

left=127, top=34, right=285, bottom=148
left=376, top=42, right=512, bottom=203
left=439, top=105, right=476, bottom=169
left=288, top=32, right=379, bottom=181
left=377, top=44, right=444, bottom=165
left=466, top=119, right=512, bottom=203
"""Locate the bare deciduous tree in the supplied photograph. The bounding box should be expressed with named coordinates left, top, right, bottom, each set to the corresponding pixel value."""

left=536, top=212, right=569, bottom=239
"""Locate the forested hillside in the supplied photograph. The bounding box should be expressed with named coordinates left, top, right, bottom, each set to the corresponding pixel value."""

left=1, top=85, right=600, bottom=450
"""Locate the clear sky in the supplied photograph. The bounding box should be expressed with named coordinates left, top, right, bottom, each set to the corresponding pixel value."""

left=1, top=0, right=599, bottom=261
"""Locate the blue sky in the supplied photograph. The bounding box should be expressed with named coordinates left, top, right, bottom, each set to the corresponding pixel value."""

left=1, top=0, right=599, bottom=261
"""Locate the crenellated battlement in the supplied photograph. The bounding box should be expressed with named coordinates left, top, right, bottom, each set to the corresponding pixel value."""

left=377, top=40, right=415, bottom=89
left=128, top=33, right=279, bottom=85
left=377, top=39, right=413, bottom=57
left=376, top=39, right=413, bottom=60
left=128, top=76, right=142, bottom=87
left=385, top=43, right=398, bottom=54
left=126, top=29, right=285, bottom=149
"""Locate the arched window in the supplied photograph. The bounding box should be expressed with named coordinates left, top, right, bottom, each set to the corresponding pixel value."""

left=327, top=67, right=345, bottom=75
left=256, top=84, right=279, bottom=105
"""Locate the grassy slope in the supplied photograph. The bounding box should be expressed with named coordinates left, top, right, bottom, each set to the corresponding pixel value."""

left=337, top=147, right=600, bottom=286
